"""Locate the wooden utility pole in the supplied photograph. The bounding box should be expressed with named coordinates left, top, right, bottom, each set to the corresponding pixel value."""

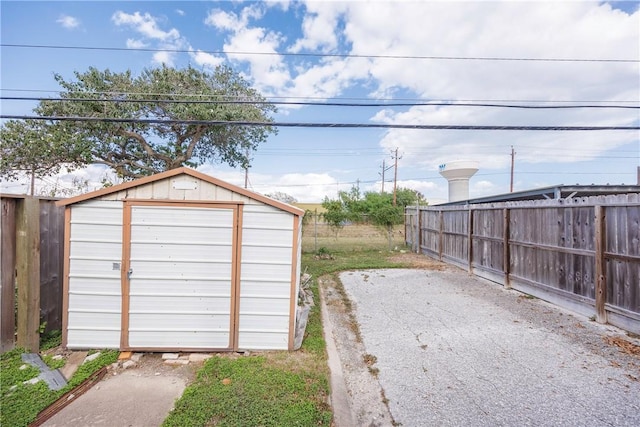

left=244, top=146, right=250, bottom=189
left=510, top=146, right=516, bottom=193
left=392, top=148, right=401, bottom=206
left=379, top=160, right=393, bottom=193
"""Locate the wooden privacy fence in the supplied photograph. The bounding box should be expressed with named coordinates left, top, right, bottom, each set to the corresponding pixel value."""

left=405, top=194, right=640, bottom=335
left=1, top=195, right=64, bottom=352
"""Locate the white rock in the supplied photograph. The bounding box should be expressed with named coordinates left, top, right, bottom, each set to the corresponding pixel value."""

left=161, top=353, right=179, bottom=360
left=131, top=353, right=144, bottom=362
left=24, top=377, right=41, bottom=385
left=84, top=352, right=101, bottom=363
left=122, top=360, right=137, bottom=369
left=19, top=364, right=29, bottom=370
left=188, top=353, right=213, bottom=363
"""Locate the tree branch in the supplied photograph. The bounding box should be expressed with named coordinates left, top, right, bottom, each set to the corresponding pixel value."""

left=116, top=128, right=173, bottom=164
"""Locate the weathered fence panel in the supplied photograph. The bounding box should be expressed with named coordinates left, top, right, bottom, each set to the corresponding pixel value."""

left=406, top=193, right=640, bottom=334
left=0, top=195, right=64, bottom=352
left=39, top=201, right=64, bottom=333
left=1, top=198, right=17, bottom=352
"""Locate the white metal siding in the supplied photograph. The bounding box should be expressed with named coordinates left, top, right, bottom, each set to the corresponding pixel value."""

left=67, top=200, right=122, bottom=349
left=127, top=205, right=234, bottom=349
left=238, top=205, right=294, bottom=349
left=101, top=176, right=256, bottom=204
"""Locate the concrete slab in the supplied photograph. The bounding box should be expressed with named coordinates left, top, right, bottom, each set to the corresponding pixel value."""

left=42, top=368, right=187, bottom=427
left=60, top=351, right=88, bottom=381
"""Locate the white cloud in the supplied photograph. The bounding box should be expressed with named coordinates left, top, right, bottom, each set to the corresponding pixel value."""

left=189, top=49, right=225, bottom=70
left=265, top=0, right=291, bottom=12
left=57, top=14, right=80, bottom=29
left=288, top=2, right=345, bottom=53
left=126, top=38, right=147, bottom=49
left=152, top=50, right=175, bottom=66
left=176, top=9, right=185, bottom=17
left=196, top=165, right=343, bottom=202
left=112, top=11, right=180, bottom=41
left=112, top=11, right=187, bottom=66
left=204, top=6, right=291, bottom=91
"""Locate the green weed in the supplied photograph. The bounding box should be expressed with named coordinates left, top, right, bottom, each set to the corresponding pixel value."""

left=0, top=348, right=118, bottom=427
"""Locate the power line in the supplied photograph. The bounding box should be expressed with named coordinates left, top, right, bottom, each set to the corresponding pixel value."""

left=3, top=96, right=638, bottom=109
left=1, top=114, right=638, bottom=131
left=3, top=88, right=638, bottom=105
left=2, top=43, right=638, bottom=63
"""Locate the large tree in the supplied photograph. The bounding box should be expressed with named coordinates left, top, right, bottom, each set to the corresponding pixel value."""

left=1, top=65, right=277, bottom=181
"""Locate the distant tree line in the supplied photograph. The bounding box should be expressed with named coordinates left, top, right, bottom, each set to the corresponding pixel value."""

left=321, top=186, right=426, bottom=248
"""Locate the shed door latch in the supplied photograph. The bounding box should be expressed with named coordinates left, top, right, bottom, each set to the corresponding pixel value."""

left=127, top=268, right=133, bottom=280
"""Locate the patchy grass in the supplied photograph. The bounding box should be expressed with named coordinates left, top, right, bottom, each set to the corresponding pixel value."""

left=0, top=348, right=118, bottom=427
left=164, top=355, right=331, bottom=427
left=303, top=248, right=409, bottom=278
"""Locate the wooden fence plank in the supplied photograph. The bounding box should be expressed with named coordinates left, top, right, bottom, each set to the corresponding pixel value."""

left=503, top=208, right=511, bottom=289
left=468, top=209, right=473, bottom=273
left=595, top=205, right=606, bottom=323
left=39, top=201, right=64, bottom=332
left=1, top=198, right=17, bottom=352
left=16, top=197, right=40, bottom=352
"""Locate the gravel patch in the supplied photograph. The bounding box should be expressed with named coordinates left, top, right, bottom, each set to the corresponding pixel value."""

left=336, top=267, right=640, bottom=427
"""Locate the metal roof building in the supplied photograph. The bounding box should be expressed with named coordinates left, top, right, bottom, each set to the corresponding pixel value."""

left=436, top=184, right=640, bottom=206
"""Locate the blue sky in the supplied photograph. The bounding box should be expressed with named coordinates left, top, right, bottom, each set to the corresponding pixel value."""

left=1, top=0, right=639, bottom=203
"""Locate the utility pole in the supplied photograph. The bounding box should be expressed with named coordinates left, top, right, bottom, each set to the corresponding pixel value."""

left=510, top=146, right=516, bottom=193
left=392, top=148, right=401, bottom=206
left=379, top=160, right=393, bottom=193
left=244, top=146, right=250, bottom=189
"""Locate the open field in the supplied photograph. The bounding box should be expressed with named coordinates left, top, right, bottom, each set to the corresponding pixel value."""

left=302, top=222, right=406, bottom=253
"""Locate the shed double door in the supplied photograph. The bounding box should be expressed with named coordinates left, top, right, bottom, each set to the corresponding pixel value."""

left=123, top=202, right=239, bottom=350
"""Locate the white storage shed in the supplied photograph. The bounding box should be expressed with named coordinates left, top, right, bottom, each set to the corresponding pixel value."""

left=56, top=167, right=304, bottom=352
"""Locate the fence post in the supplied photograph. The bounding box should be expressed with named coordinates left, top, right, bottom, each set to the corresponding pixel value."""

left=438, top=210, right=444, bottom=261
left=594, top=205, right=607, bottom=323
left=503, top=208, right=511, bottom=289
left=16, top=197, right=40, bottom=352
left=467, top=208, right=473, bottom=273
left=416, top=205, right=421, bottom=254
left=314, top=209, right=318, bottom=253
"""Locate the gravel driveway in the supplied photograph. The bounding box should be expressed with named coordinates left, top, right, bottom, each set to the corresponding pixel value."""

left=336, top=267, right=640, bottom=427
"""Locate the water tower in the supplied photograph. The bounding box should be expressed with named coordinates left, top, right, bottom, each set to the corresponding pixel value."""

left=439, top=160, right=479, bottom=202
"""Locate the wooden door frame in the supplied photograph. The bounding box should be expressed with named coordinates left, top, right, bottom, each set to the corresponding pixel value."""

left=120, top=200, right=243, bottom=352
